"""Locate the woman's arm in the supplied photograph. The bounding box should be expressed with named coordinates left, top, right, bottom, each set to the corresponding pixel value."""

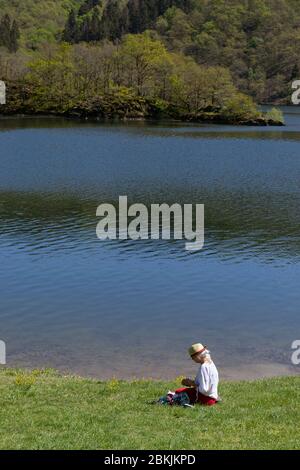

left=181, top=378, right=196, bottom=387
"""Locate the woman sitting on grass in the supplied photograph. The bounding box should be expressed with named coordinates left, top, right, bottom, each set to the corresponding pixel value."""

left=157, top=342, right=220, bottom=407
left=177, top=343, right=220, bottom=406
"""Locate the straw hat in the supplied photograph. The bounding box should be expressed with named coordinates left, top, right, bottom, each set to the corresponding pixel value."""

left=188, top=343, right=206, bottom=357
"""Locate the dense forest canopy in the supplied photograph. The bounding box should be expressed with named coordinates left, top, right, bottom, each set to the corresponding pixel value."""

left=0, top=0, right=300, bottom=104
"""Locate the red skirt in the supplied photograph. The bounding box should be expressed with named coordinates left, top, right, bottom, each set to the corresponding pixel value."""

left=175, top=387, right=217, bottom=406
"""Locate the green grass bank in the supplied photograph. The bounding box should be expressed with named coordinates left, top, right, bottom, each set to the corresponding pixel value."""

left=0, top=369, right=299, bottom=450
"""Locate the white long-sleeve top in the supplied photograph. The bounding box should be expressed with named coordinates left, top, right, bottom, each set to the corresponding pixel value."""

left=195, top=361, right=219, bottom=399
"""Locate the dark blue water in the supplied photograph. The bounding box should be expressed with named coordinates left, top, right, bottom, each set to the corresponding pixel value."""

left=1, top=108, right=300, bottom=379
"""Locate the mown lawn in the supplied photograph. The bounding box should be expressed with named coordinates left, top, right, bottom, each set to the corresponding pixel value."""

left=0, top=368, right=299, bottom=450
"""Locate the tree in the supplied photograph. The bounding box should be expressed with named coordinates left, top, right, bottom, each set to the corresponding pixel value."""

left=223, top=92, right=260, bottom=120
left=10, top=20, right=20, bottom=53
left=161, top=7, right=193, bottom=52
left=63, top=10, right=78, bottom=44
left=0, top=14, right=11, bottom=49
left=78, top=0, right=101, bottom=16
left=0, top=14, right=20, bottom=52
left=27, top=44, right=76, bottom=109
left=119, top=32, right=169, bottom=95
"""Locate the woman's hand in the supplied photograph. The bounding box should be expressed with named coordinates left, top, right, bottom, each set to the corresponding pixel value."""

left=181, top=378, right=195, bottom=387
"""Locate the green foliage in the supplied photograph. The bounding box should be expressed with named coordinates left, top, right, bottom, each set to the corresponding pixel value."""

left=0, top=0, right=79, bottom=49
left=158, top=0, right=300, bottom=103
left=14, top=371, right=37, bottom=392
left=118, top=32, right=169, bottom=95
left=223, top=93, right=261, bottom=120
left=19, top=33, right=260, bottom=121
left=60, top=0, right=300, bottom=103
left=0, top=369, right=299, bottom=449
left=0, top=1, right=299, bottom=102
left=265, top=107, right=284, bottom=123
left=26, top=44, right=77, bottom=110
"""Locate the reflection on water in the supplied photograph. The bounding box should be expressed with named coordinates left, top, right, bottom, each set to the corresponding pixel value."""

left=0, top=108, right=300, bottom=378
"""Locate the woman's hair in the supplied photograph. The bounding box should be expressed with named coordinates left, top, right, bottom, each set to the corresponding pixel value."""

left=200, top=349, right=212, bottom=361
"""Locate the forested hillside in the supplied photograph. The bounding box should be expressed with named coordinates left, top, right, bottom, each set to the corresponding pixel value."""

left=0, top=0, right=80, bottom=48
left=61, top=0, right=300, bottom=102
left=1, top=0, right=299, bottom=105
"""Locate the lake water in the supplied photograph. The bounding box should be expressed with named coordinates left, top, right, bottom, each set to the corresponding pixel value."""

left=1, top=108, right=300, bottom=379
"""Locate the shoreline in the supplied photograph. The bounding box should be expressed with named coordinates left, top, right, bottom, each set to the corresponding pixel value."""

left=0, top=111, right=285, bottom=126
left=1, top=82, right=285, bottom=126
left=4, top=361, right=299, bottom=382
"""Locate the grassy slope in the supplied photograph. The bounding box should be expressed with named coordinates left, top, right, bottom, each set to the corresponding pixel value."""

left=0, top=369, right=299, bottom=450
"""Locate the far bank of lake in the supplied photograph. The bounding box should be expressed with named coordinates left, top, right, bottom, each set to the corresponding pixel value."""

left=1, top=82, right=284, bottom=126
